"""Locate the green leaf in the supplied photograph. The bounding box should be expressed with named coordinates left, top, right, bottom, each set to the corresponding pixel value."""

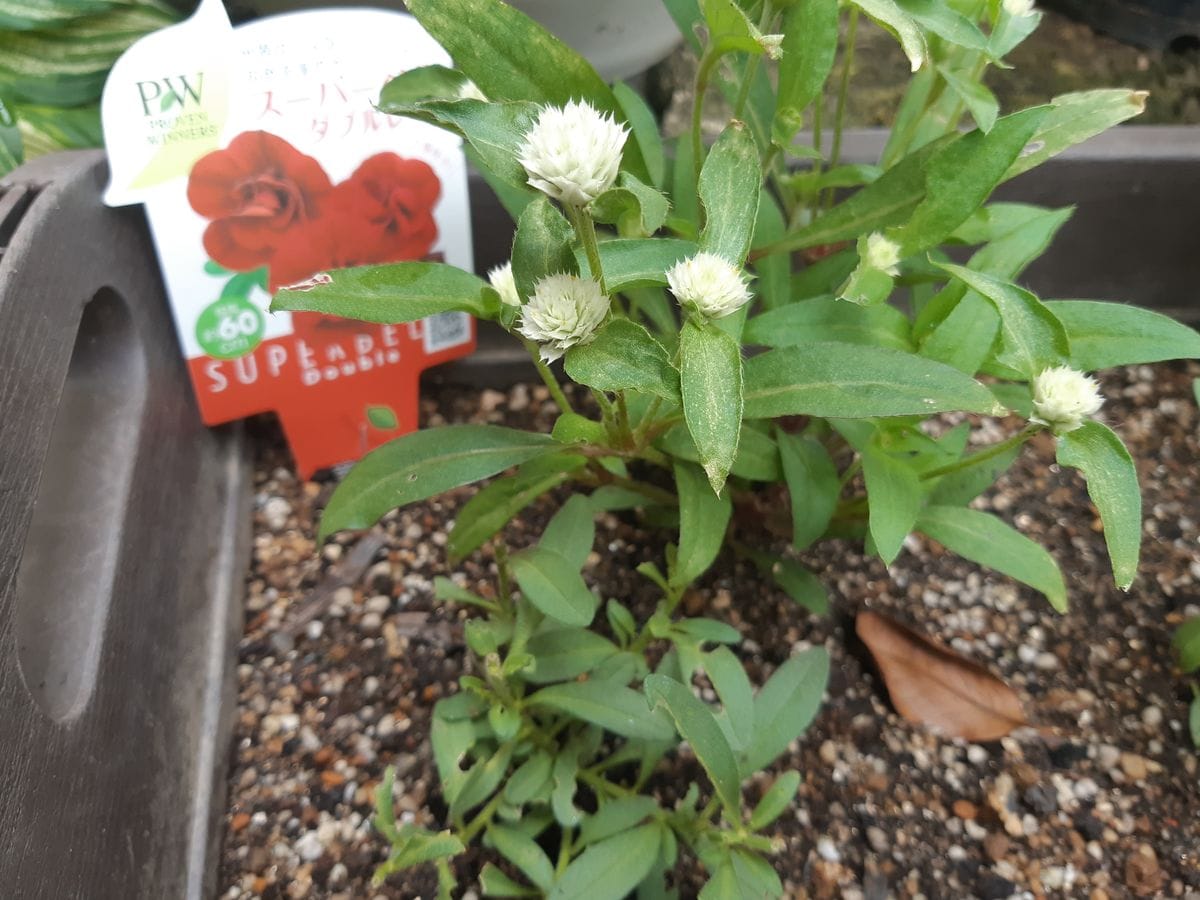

left=579, top=797, right=660, bottom=846
left=1191, top=695, right=1200, bottom=748
left=659, top=423, right=781, bottom=482
left=480, top=862, right=539, bottom=897
left=528, top=682, right=675, bottom=741
left=699, top=850, right=783, bottom=899
left=896, top=0, right=990, bottom=51
left=548, top=825, right=662, bottom=900
left=698, top=121, right=762, bottom=266
left=450, top=743, right=514, bottom=819
left=565, top=319, right=680, bottom=400
left=748, top=771, right=801, bottom=831
left=384, top=826, right=466, bottom=872
left=0, top=0, right=120, bottom=31
left=320, top=426, right=555, bottom=539
left=681, top=319, right=744, bottom=493
left=742, top=648, right=829, bottom=773
left=746, top=296, right=912, bottom=351
left=769, top=558, right=830, bottom=615
left=849, top=0, right=927, bottom=71
left=644, top=675, right=742, bottom=816
left=928, top=442, right=1021, bottom=507
left=1004, top=90, right=1149, bottom=181
left=1174, top=617, right=1200, bottom=674
left=937, top=64, right=999, bottom=133
left=672, top=462, right=733, bottom=588
left=590, top=172, right=671, bottom=237
left=743, top=341, right=1000, bottom=419
left=524, top=628, right=620, bottom=684
left=271, top=261, right=497, bottom=323
left=751, top=195, right=790, bottom=310
left=487, top=825, right=554, bottom=891
left=591, top=238, right=698, bottom=293
left=1056, top=421, right=1142, bottom=591
left=510, top=546, right=596, bottom=626
left=374, top=765, right=401, bottom=841
left=366, top=405, right=399, bottom=430
left=936, top=264, right=1069, bottom=378
left=552, top=412, right=608, bottom=446
left=379, top=65, right=471, bottom=104
left=613, top=81, right=665, bottom=188
left=0, top=95, right=22, bottom=176
left=703, top=646, right=755, bottom=747
left=512, top=195, right=577, bottom=300
left=673, top=618, right=742, bottom=645
left=505, top=751, right=554, bottom=805
left=917, top=505, right=1068, bottom=611
left=773, top=0, right=839, bottom=146
left=777, top=432, right=839, bottom=550
left=920, top=293, right=1000, bottom=375
left=434, top=576, right=496, bottom=611
left=862, top=440, right=921, bottom=566
left=1045, top=301, right=1200, bottom=371
left=540, top=494, right=597, bottom=571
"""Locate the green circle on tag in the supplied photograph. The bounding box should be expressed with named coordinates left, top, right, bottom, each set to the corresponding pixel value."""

left=195, top=295, right=264, bottom=359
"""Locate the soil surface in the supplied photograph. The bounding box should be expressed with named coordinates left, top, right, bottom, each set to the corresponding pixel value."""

left=219, top=361, right=1200, bottom=900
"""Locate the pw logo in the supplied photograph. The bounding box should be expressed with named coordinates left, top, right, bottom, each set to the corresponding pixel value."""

left=136, top=74, right=204, bottom=115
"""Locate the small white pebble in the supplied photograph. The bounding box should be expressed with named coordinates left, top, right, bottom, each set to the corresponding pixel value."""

left=816, top=836, right=840, bottom=862
left=1142, top=706, right=1163, bottom=728
left=294, top=830, right=324, bottom=862
left=305, top=620, right=324, bottom=641
left=360, top=612, right=382, bottom=633
left=967, top=745, right=988, bottom=765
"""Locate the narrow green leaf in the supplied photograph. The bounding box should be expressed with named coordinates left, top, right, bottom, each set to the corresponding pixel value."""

left=896, top=0, right=990, bottom=51
left=579, top=797, right=660, bottom=846
left=524, top=628, right=619, bottom=684
left=449, top=743, right=514, bottom=819
left=644, top=675, right=742, bottom=816
left=512, top=196, right=577, bottom=300
left=271, top=261, right=497, bottom=323
left=770, top=558, right=830, bottom=615
left=777, top=432, right=839, bottom=550
left=565, top=319, right=680, bottom=400
left=320, top=426, right=555, bottom=539
left=487, top=825, right=554, bottom=891
left=921, top=294, right=999, bottom=375
left=862, top=441, right=921, bottom=566
left=528, top=682, right=675, bottom=741
left=659, top=423, right=781, bottom=482
left=480, top=862, right=539, bottom=897
left=937, top=64, right=999, bottom=133
left=746, top=296, right=912, bottom=351
left=505, top=752, right=554, bottom=805
left=743, top=341, right=1000, bottom=419
left=700, top=850, right=783, bottom=899
left=1190, top=696, right=1200, bottom=748
left=613, top=81, right=665, bottom=188
left=1056, top=421, right=1142, bottom=590
left=590, top=172, right=671, bottom=237
left=389, top=826, right=466, bottom=870
left=510, top=546, right=596, bottom=626
left=704, top=647, right=755, bottom=746
left=774, top=0, right=839, bottom=146
left=1004, top=90, right=1149, bottom=181
left=742, top=649, right=830, bottom=773
left=379, top=65, right=470, bottom=105
left=917, top=504, right=1068, bottom=611
left=672, top=462, right=733, bottom=588
left=681, top=319, right=744, bottom=493
left=748, top=771, right=801, bottom=831
left=674, top=618, right=742, bottom=645
left=698, top=121, right=762, bottom=266
left=751, top=195, right=791, bottom=310
left=1175, top=618, right=1200, bottom=674
left=590, top=238, right=698, bottom=293
left=1045, top=301, right=1200, bottom=371
left=539, top=494, right=597, bottom=571
left=849, top=0, right=927, bottom=71
left=548, top=825, right=662, bottom=900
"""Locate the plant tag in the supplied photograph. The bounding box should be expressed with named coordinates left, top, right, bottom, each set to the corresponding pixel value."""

left=102, top=0, right=475, bottom=477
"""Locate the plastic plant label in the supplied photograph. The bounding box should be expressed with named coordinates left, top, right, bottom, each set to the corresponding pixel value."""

left=101, top=0, right=476, bottom=478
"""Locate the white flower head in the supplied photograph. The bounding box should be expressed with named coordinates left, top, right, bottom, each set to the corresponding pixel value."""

left=1031, top=365, right=1104, bottom=433
left=456, top=79, right=488, bottom=102
left=1003, top=0, right=1036, bottom=17
left=666, top=252, right=753, bottom=320
left=864, top=232, right=902, bottom=276
left=518, top=100, right=629, bottom=207
left=517, top=273, right=609, bottom=362
left=488, top=261, right=521, bottom=306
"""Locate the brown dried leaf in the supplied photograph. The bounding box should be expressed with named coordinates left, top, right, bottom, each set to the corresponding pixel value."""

left=856, top=610, right=1027, bottom=741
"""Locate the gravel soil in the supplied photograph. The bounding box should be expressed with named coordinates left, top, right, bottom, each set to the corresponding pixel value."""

left=218, top=361, right=1200, bottom=900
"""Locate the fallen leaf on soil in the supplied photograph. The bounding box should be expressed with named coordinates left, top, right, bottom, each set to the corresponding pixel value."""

left=856, top=610, right=1027, bottom=741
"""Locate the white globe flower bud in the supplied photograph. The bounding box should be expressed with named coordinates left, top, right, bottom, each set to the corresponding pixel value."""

left=666, top=252, right=753, bottom=321
left=864, top=232, right=902, bottom=276
left=518, top=100, right=629, bottom=207
left=1003, top=0, right=1036, bottom=17
left=516, top=273, right=609, bottom=362
left=1031, top=365, right=1104, bottom=433
left=487, top=261, right=521, bottom=307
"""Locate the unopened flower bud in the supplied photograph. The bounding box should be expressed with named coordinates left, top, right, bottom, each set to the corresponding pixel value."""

left=666, top=252, right=753, bottom=321
left=488, top=261, right=521, bottom=306
left=1031, top=365, right=1103, bottom=433
left=516, top=273, right=609, bottom=362
left=518, top=100, right=628, bottom=207
left=864, top=232, right=902, bottom=276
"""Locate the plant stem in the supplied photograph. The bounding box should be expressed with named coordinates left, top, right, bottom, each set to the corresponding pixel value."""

left=691, top=47, right=725, bottom=195
left=732, top=1, right=775, bottom=120
left=824, top=6, right=859, bottom=209
left=459, top=791, right=504, bottom=844
left=523, top=338, right=574, bottom=415
left=495, top=542, right=513, bottom=607
left=615, top=392, right=633, bottom=447
left=567, top=204, right=607, bottom=295
left=918, top=425, right=1039, bottom=482
left=632, top=396, right=665, bottom=446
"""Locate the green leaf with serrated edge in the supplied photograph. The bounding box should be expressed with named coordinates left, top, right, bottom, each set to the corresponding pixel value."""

left=379, top=65, right=470, bottom=105
left=928, top=443, right=1021, bottom=507
left=672, top=461, right=733, bottom=588
left=388, top=827, right=466, bottom=871
left=486, top=825, right=554, bottom=891
left=773, top=0, right=839, bottom=146
left=743, top=342, right=999, bottom=420
left=862, top=440, right=921, bottom=566
left=1004, top=90, right=1149, bottom=181
left=480, top=862, right=539, bottom=897
left=614, top=81, right=665, bottom=188
left=510, top=546, right=595, bottom=626
left=565, top=319, right=679, bottom=400
left=742, top=648, right=829, bottom=773
left=935, top=264, right=1069, bottom=378
left=681, top=319, right=744, bottom=493
left=318, top=426, right=555, bottom=539
left=1056, top=421, right=1142, bottom=591
left=523, top=628, right=619, bottom=684
left=752, top=194, right=790, bottom=310
left=698, top=122, right=762, bottom=266
left=584, top=238, right=697, bottom=293
left=529, top=681, right=676, bottom=741
left=703, top=647, right=754, bottom=748
left=504, top=751, right=553, bottom=805
left=448, top=457, right=583, bottom=562
left=896, top=0, right=990, bottom=50
left=770, top=558, right=830, bottom=615
left=659, top=423, right=781, bottom=482
left=749, top=771, right=802, bottom=831
left=777, top=432, right=839, bottom=551
left=449, top=743, right=513, bottom=819
left=271, top=261, right=498, bottom=323
left=590, top=172, right=671, bottom=237
left=644, top=675, right=741, bottom=816
left=539, top=494, right=596, bottom=571
left=1044, top=301, right=1200, bottom=370
left=892, top=107, right=1046, bottom=255
left=849, top=0, right=927, bottom=71
left=746, top=297, right=912, bottom=351
left=548, top=824, right=662, bottom=900
left=512, top=195, right=577, bottom=301
left=402, top=0, right=650, bottom=182
left=674, top=618, right=741, bottom=645
left=365, top=405, right=399, bottom=430
left=918, top=504, right=1068, bottom=611
left=937, top=64, right=999, bottom=133
left=579, top=797, right=660, bottom=846
left=1174, top=618, right=1200, bottom=674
